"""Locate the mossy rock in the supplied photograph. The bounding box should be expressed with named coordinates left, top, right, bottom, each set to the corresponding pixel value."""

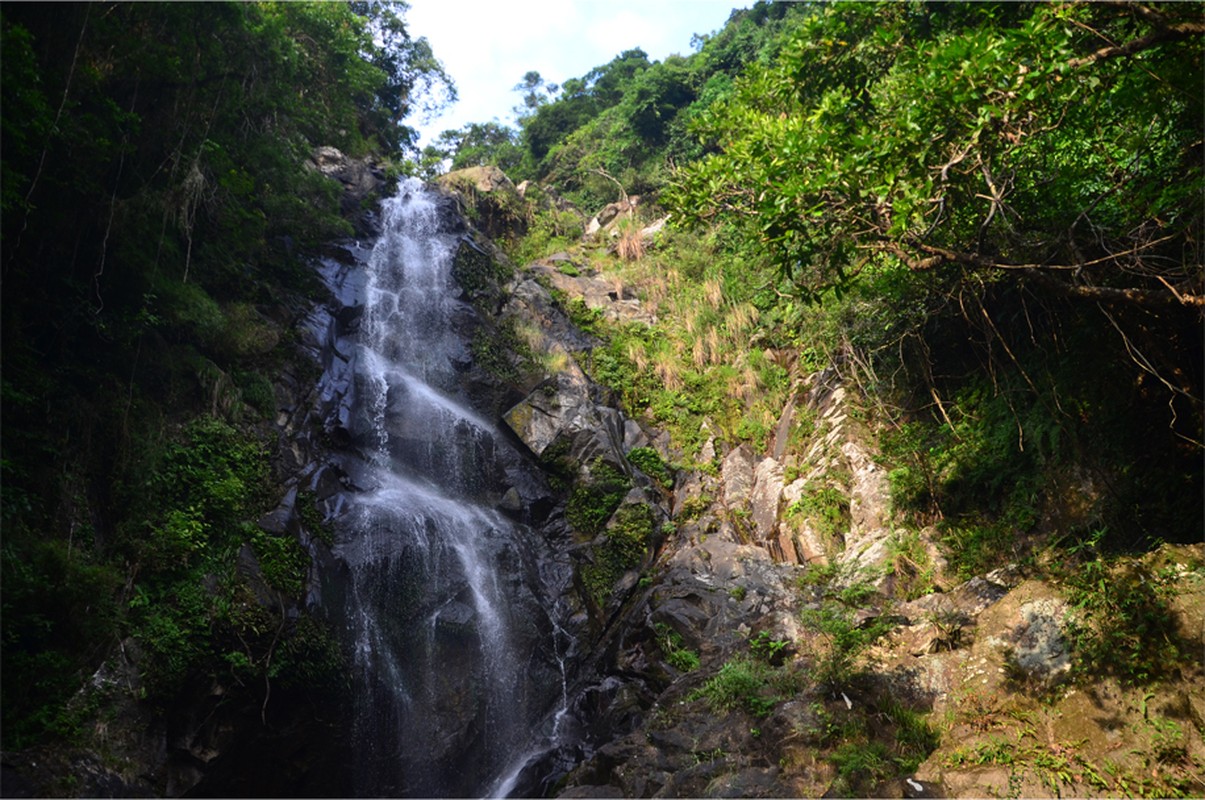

left=580, top=502, right=657, bottom=610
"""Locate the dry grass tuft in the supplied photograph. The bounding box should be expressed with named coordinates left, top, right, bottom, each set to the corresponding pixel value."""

left=684, top=311, right=699, bottom=339
left=741, top=364, right=761, bottom=401
left=706, top=326, right=724, bottom=366
left=616, top=218, right=646, bottom=262
left=626, top=340, right=649, bottom=373
left=653, top=349, right=684, bottom=391
left=692, top=336, right=708, bottom=369
left=644, top=273, right=670, bottom=308
left=729, top=301, right=760, bottom=335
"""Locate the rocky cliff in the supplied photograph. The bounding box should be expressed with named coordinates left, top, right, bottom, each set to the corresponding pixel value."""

left=5, top=161, right=1200, bottom=800
left=437, top=168, right=1205, bottom=799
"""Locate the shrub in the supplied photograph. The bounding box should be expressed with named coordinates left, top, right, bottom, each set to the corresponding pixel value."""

left=627, top=446, right=672, bottom=487
left=799, top=566, right=895, bottom=690
left=786, top=482, right=850, bottom=539
left=580, top=503, right=655, bottom=607
left=749, top=630, right=791, bottom=665
left=691, top=658, right=778, bottom=717
left=1063, top=556, right=1190, bottom=686
left=566, top=460, right=630, bottom=536
left=655, top=622, right=700, bottom=672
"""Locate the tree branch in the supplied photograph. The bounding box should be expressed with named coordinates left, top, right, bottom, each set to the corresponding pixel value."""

left=1068, top=19, right=1205, bottom=68
left=883, top=240, right=1204, bottom=310
left=590, top=167, right=629, bottom=206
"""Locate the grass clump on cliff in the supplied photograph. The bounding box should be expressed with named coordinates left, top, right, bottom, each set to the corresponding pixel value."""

left=798, top=563, right=895, bottom=691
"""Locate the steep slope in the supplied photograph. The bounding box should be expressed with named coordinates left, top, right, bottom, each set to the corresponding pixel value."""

left=440, top=168, right=1205, bottom=798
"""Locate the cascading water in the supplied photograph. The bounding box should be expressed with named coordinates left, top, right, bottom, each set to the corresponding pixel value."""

left=325, top=179, right=573, bottom=797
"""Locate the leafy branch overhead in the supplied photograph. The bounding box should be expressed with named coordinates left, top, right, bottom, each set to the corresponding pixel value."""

left=669, top=2, right=1203, bottom=312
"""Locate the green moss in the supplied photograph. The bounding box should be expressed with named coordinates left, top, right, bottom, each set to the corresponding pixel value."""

left=676, top=493, right=713, bottom=521
left=451, top=237, right=512, bottom=305
left=580, top=503, right=655, bottom=608
left=628, top=446, right=673, bottom=488
left=271, top=615, right=349, bottom=692
left=470, top=318, right=534, bottom=384
left=536, top=436, right=575, bottom=492
left=566, top=460, right=630, bottom=536
left=296, top=490, right=334, bottom=546
left=235, top=370, right=276, bottom=418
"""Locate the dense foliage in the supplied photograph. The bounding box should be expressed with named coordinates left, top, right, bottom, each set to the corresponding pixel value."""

left=3, top=0, right=1202, bottom=784
left=455, top=8, right=1202, bottom=792
left=426, top=2, right=809, bottom=207
left=451, top=0, right=1202, bottom=553
left=1, top=0, right=451, bottom=748
left=666, top=0, right=1202, bottom=549
left=673, top=3, right=1203, bottom=307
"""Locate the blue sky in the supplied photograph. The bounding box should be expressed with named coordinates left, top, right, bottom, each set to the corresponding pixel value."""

left=405, top=0, right=749, bottom=146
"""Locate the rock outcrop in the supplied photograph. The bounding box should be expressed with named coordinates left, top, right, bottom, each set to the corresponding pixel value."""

left=305, top=145, right=388, bottom=223
left=437, top=165, right=528, bottom=242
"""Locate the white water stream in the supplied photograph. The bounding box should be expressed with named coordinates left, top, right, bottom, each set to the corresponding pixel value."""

left=331, top=180, right=570, bottom=797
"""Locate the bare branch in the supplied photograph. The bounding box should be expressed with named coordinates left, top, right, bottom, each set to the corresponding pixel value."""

left=590, top=167, right=629, bottom=206
left=884, top=239, right=1204, bottom=310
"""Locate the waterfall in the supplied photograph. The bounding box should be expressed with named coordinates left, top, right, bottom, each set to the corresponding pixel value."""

left=325, top=179, right=571, bottom=797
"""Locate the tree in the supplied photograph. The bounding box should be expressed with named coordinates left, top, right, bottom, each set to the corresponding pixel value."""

left=667, top=0, right=1202, bottom=536
left=513, top=70, right=560, bottom=118
left=350, top=0, right=456, bottom=151
left=438, top=121, right=523, bottom=172
left=0, top=0, right=459, bottom=746
left=622, top=56, right=696, bottom=145
left=673, top=2, right=1203, bottom=311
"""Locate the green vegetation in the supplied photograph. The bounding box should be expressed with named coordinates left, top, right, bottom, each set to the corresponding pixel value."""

left=1, top=0, right=451, bottom=748
left=655, top=622, right=700, bottom=673
left=748, top=630, right=791, bottom=666
left=944, top=729, right=1202, bottom=799
left=690, top=657, right=782, bottom=717
left=627, top=446, right=673, bottom=489
left=785, top=482, right=849, bottom=540
left=580, top=502, right=657, bottom=609
left=798, top=564, right=895, bottom=690
left=884, top=529, right=938, bottom=601
left=4, top=0, right=1203, bottom=789
left=443, top=0, right=1201, bottom=558
left=566, top=459, right=631, bottom=536
left=1059, top=542, right=1196, bottom=686
left=470, top=319, right=535, bottom=385
left=433, top=4, right=1200, bottom=796
left=668, top=0, right=1202, bottom=550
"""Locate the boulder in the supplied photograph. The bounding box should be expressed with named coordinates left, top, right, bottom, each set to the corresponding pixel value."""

left=526, top=260, right=655, bottom=325
left=437, top=166, right=527, bottom=241
left=440, top=164, right=516, bottom=194
left=584, top=197, right=640, bottom=237
left=502, top=368, right=626, bottom=471
left=721, top=444, right=756, bottom=510
left=750, top=457, right=785, bottom=542
left=306, top=145, right=386, bottom=217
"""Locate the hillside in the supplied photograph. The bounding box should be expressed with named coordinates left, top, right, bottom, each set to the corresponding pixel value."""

left=1, top=1, right=1202, bottom=797
left=426, top=1, right=1204, bottom=796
